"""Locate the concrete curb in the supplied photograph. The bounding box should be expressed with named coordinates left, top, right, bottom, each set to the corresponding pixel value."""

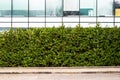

left=0, top=67, right=120, bottom=74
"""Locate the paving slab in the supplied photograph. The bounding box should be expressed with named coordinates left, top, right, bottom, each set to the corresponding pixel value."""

left=0, top=67, right=120, bottom=80
left=0, top=67, right=120, bottom=74
left=0, top=73, right=120, bottom=80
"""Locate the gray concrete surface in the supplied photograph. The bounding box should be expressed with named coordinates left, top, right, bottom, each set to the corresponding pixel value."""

left=0, top=67, right=120, bottom=80
left=0, top=67, right=120, bottom=73
left=0, top=73, right=120, bottom=80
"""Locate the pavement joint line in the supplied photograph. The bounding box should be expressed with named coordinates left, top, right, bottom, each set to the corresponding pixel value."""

left=0, top=71, right=120, bottom=74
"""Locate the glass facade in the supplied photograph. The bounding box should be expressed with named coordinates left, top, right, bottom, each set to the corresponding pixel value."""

left=13, top=0, right=28, bottom=17
left=80, top=0, right=96, bottom=16
left=63, top=0, right=79, bottom=27
left=29, top=0, right=45, bottom=17
left=46, top=0, right=62, bottom=16
left=0, top=0, right=11, bottom=17
left=0, top=0, right=11, bottom=30
left=0, top=0, right=120, bottom=29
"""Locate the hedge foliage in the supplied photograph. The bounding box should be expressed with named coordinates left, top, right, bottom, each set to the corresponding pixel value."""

left=0, top=25, right=120, bottom=67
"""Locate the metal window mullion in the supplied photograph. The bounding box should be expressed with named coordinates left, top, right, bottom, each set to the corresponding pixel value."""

left=28, top=0, right=29, bottom=28
left=96, top=0, right=98, bottom=24
left=113, top=0, right=115, bottom=27
left=62, top=0, right=64, bottom=24
left=11, top=0, right=13, bottom=27
left=79, top=0, right=80, bottom=24
left=45, top=0, right=46, bottom=27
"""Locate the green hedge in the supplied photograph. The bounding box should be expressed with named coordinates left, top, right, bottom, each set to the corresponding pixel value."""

left=0, top=25, right=120, bottom=67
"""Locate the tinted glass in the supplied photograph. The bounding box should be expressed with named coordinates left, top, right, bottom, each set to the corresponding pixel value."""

left=98, top=0, right=113, bottom=17
left=80, top=0, right=96, bottom=16
left=29, top=0, right=45, bottom=17
left=0, top=0, right=11, bottom=17
left=46, top=0, right=62, bottom=16
left=13, top=0, right=28, bottom=17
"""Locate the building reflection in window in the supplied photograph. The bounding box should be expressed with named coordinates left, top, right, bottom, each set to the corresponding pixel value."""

left=0, top=0, right=11, bottom=17
left=46, top=0, right=62, bottom=16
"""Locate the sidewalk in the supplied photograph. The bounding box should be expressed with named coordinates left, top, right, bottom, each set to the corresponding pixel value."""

left=0, top=67, right=120, bottom=74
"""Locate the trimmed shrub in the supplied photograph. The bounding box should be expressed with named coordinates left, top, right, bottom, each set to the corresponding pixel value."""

left=0, top=26, right=120, bottom=67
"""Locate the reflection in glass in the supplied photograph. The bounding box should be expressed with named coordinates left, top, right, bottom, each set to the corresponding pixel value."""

left=80, top=0, right=96, bottom=16
left=63, top=0, right=79, bottom=16
left=114, top=0, right=120, bottom=16
left=0, top=0, right=11, bottom=17
left=46, top=0, right=62, bottom=16
left=98, top=0, right=113, bottom=17
left=29, top=0, right=45, bottom=17
left=13, top=0, right=28, bottom=17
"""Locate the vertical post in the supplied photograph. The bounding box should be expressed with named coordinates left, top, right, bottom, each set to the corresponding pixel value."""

left=96, top=0, right=98, bottom=24
left=11, top=0, right=13, bottom=27
left=62, top=0, right=64, bottom=25
left=28, top=0, right=29, bottom=28
left=113, top=0, right=115, bottom=27
left=78, top=0, right=80, bottom=25
left=45, top=0, right=46, bottom=27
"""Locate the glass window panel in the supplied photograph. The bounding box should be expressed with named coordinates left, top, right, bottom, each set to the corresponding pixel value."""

left=29, top=23, right=45, bottom=28
left=29, top=17, right=45, bottom=22
left=115, top=17, right=120, bottom=22
left=63, top=0, right=79, bottom=23
left=13, top=0, right=28, bottom=17
left=80, top=17, right=96, bottom=22
left=0, top=23, right=11, bottom=28
left=0, top=0, right=11, bottom=17
left=64, top=0, right=79, bottom=11
left=80, top=23, right=96, bottom=27
left=12, top=17, right=28, bottom=22
left=115, top=0, right=120, bottom=25
left=29, top=0, right=45, bottom=17
left=29, top=0, right=45, bottom=22
left=114, top=0, right=120, bottom=17
left=0, top=18, right=11, bottom=22
left=46, top=17, right=62, bottom=22
left=98, top=17, right=114, bottom=22
left=46, top=0, right=62, bottom=16
left=98, top=0, right=114, bottom=23
left=63, top=23, right=79, bottom=28
left=98, top=0, right=113, bottom=17
left=64, top=0, right=79, bottom=16
left=80, top=0, right=96, bottom=16
left=12, top=23, right=28, bottom=28
left=98, top=23, right=114, bottom=27
left=46, top=23, right=62, bottom=27
left=63, top=17, right=79, bottom=22
left=46, top=0, right=62, bottom=22
left=115, top=23, right=120, bottom=27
